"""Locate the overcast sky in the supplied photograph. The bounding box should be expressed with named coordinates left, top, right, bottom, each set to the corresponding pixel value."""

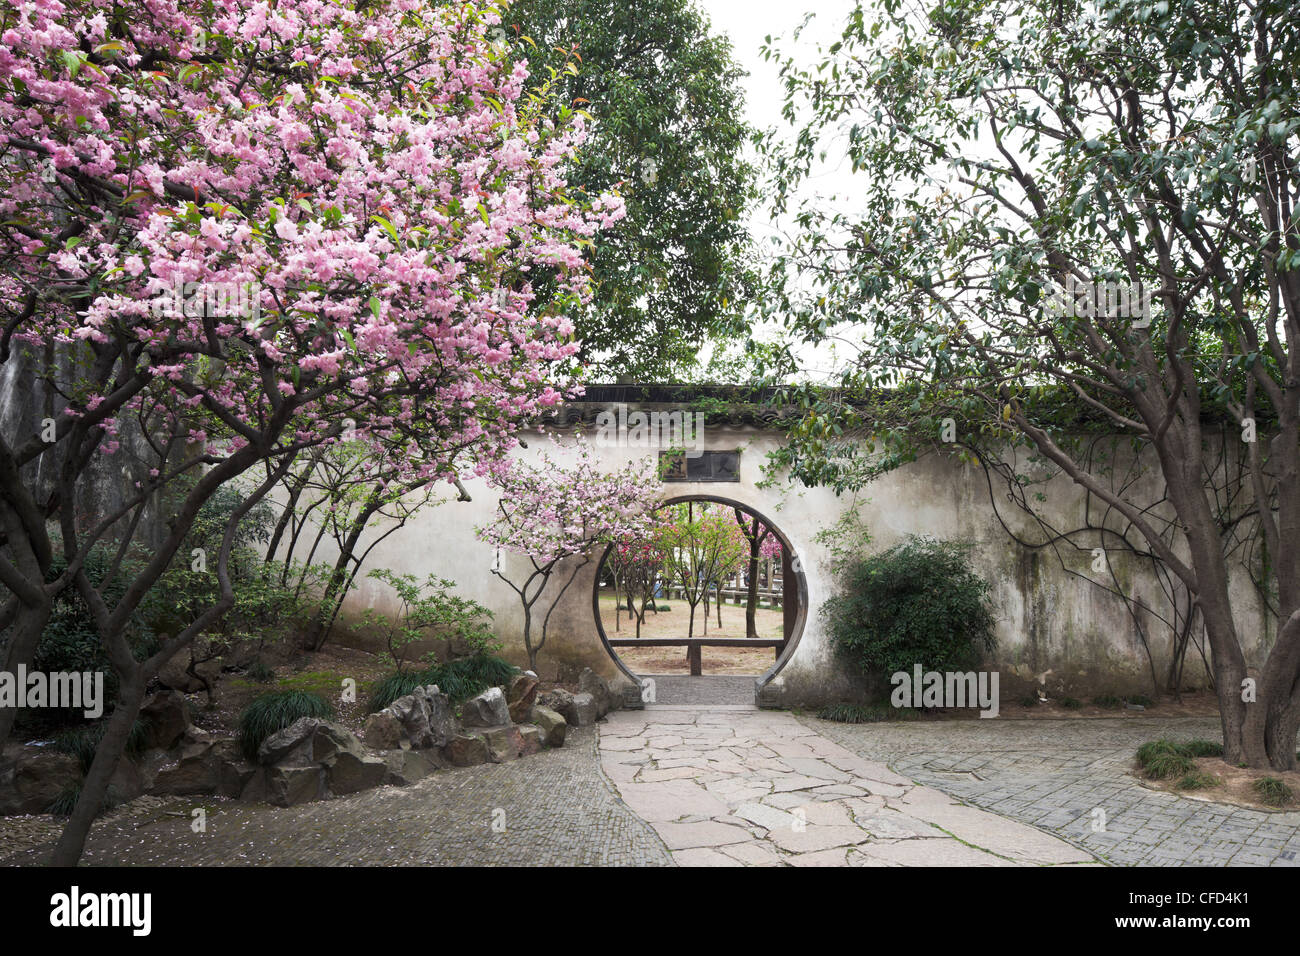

left=692, top=0, right=865, bottom=376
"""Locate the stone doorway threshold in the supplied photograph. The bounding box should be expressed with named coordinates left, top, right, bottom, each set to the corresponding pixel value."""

left=638, top=674, right=760, bottom=706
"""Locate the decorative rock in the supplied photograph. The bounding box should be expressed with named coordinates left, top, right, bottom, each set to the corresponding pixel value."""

left=310, top=721, right=366, bottom=763
left=540, top=689, right=578, bottom=725
left=362, top=712, right=404, bottom=750
left=482, top=726, right=526, bottom=763
left=518, top=725, right=543, bottom=756
left=156, top=653, right=204, bottom=693
left=257, top=717, right=324, bottom=766
left=385, top=685, right=455, bottom=749
left=383, top=750, right=435, bottom=787
left=324, top=749, right=387, bottom=795
left=213, top=743, right=258, bottom=799
left=108, top=757, right=144, bottom=804
left=444, top=733, right=490, bottom=767
left=506, top=673, right=540, bottom=724
left=152, top=728, right=221, bottom=796
left=531, top=706, right=568, bottom=748
left=461, top=687, right=511, bottom=729
left=137, top=748, right=171, bottom=792
left=261, top=765, right=325, bottom=807
left=0, top=747, right=82, bottom=815
left=255, top=718, right=367, bottom=769
left=140, top=690, right=190, bottom=750
left=571, top=692, right=599, bottom=726
left=157, top=653, right=222, bottom=694
left=579, top=668, right=619, bottom=718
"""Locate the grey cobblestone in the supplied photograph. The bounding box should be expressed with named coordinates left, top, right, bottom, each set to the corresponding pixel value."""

left=0, top=726, right=673, bottom=867
left=804, top=714, right=1300, bottom=866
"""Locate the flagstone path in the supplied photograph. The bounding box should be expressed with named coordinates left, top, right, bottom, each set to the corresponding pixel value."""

left=598, top=705, right=1098, bottom=866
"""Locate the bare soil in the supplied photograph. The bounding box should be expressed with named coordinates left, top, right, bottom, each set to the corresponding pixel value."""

left=598, top=591, right=785, bottom=676
left=194, top=641, right=393, bottom=738
left=995, top=691, right=1222, bottom=721
left=1139, top=756, right=1300, bottom=812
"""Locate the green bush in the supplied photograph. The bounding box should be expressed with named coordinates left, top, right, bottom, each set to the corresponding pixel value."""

left=1136, top=739, right=1222, bottom=779
left=28, top=548, right=157, bottom=731
left=362, top=569, right=498, bottom=671
left=238, top=690, right=334, bottom=760
left=1093, top=694, right=1122, bottom=709
left=1253, top=777, right=1294, bottom=807
left=1061, top=697, right=1083, bottom=709
left=367, top=653, right=519, bottom=712
left=1177, top=770, right=1220, bottom=791
left=53, top=719, right=150, bottom=774
left=825, top=537, right=995, bottom=682
left=817, top=702, right=917, bottom=723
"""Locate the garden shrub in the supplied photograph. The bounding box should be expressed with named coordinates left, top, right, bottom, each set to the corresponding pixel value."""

left=367, top=653, right=519, bottom=712
left=1136, top=739, right=1222, bottom=779
left=816, top=702, right=918, bottom=723
left=26, top=549, right=159, bottom=733
left=1253, top=777, right=1293, bottom=807
left=53, top=719, right=150, bottom=774
left=362, top=569, right=498, bottom=671
left=825, top=536, right=996, bottom=680
left=238, top=690, right=334, bottom=760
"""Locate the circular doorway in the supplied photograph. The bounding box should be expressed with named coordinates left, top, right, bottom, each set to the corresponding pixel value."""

left=591, top=495, right=807, bottom=705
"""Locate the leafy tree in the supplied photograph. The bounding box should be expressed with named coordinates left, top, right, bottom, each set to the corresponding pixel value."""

left=607, top=513, right=672, bottom=638
left=659, top=500, right=748, bottom=638
left=0, top=0, right=617, bottom=862
left=362, top=569, right=497, bottom=672
left=504, top=0, right=757, bottom=377
left=477, top=441, right=661, bottom=670
left=762, top=0, right=1300, bottom=767
left=733, top=508, right=783, bottom=639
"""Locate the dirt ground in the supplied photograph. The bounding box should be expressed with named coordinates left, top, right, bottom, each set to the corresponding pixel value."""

left=598, top=591, right=783, bottom=675
left=1139, top=755, right=1300, bottom=812
left=196, top=642, right=394, bottom=738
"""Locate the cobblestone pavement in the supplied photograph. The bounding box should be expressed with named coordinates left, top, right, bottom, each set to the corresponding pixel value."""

left=642, top=674, right=758, bottom=706
left=600, top=706, right=1097, bottom=866
left=804, top=714, right=1300, bottom=866
left=7, top=708, right=1292, bottom=867
left=0, top=726, right=673, bottom=867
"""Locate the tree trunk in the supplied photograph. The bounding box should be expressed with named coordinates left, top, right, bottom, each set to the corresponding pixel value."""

left=303, top=497, right=381, bottom=650
left=523, top=604, right=536, bottom=672
left=49, top=670, right=147, bottom=865
left=0, top=601, right=52, bottom=749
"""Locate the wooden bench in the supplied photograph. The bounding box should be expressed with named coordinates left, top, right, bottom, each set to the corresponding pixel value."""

left=606, top=638, right=787, bottom=676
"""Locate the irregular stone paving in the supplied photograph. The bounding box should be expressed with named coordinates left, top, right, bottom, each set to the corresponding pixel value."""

left=600, top=705, right=1098, bottom=866
left=0, top=726, right=673, bottom=866
left=806, top=714, right=1300, bottom=867
left=643, top=674, right=758, bottom=706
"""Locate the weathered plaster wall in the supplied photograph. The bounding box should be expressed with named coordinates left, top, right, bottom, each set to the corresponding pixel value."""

left=301, top=415, right=1270, bottom=709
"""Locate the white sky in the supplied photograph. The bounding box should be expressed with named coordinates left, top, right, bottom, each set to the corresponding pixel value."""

left=693, top=0, right=866, bottom=378
left=696, top=0, right=861, bottom=236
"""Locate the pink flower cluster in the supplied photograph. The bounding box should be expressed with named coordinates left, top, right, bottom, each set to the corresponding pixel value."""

left=1, top=0, right=625, bottom=480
